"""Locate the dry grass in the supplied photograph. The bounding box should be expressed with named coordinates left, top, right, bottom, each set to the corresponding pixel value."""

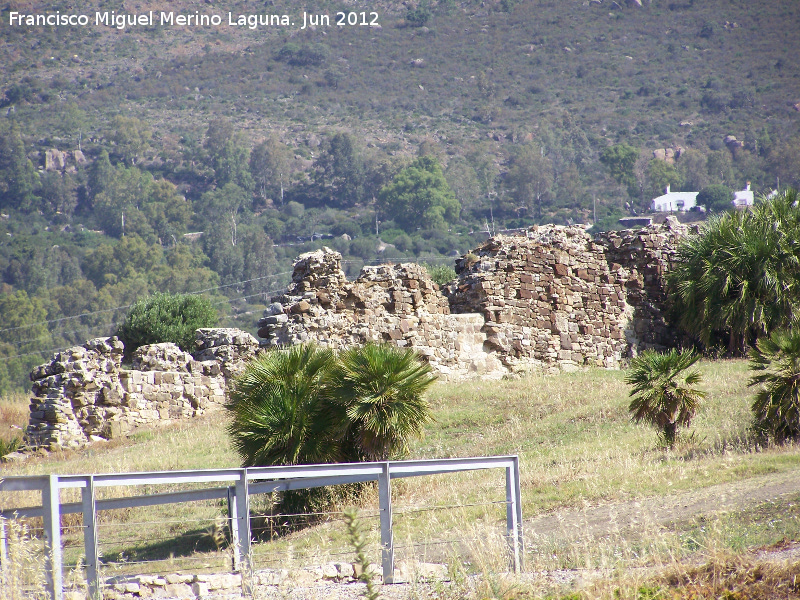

left=2, top=359, right=800, bottom=598
left=0, top=391, right=28, bottom=454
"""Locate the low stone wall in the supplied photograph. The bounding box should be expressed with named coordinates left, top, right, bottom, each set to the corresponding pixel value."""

left=24, top=329, right=259, bottom=450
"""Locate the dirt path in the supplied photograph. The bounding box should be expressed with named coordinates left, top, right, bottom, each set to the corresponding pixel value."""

left=526, top=469, right=800, bottom=544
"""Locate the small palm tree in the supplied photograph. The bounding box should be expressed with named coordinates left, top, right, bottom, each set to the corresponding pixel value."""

left=328, top=343, right=437, bottom=461
left=749, top=328, right=800, bottom=441
left=226, top=344, right=342, bottom=467
left=626, top=348, right=705, bottom=447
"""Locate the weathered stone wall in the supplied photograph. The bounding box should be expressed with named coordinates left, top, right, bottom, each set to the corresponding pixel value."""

left=595, top=217, right=695, bottom=351
left=259, top=221, right=690, bottom=376
left=24, top=329, right=259, bottom=450
left=258, top=251, right=503, bottom=379
left=23, top=221, right=691, bottom=450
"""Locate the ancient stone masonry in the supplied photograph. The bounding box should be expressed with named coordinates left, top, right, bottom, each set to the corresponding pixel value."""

left=595, top=216, right=695, bottom=351
left=259, top=221, right=690, bottom=377
left=22, top=222, right=691, bottom=450
left=258, top=249, right=501, bottom=380
left=24, top=329, right=259, bottom=450
left=445, top=225, right=634, bottom=372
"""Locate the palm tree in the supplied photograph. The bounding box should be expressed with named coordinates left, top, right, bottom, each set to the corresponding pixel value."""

left=225, top=344, right=342, bottom=467
left=327, top=343, right=437, bottom=461
left=667, top=188, right=800, bottom=354
left=626, top=348, right=705, bottom=447
left=749, top=327, right=800, bottom=441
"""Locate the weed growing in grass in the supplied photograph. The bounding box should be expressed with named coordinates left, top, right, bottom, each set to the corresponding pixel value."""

left=0, top=518, right=46, bottom=600
left=343, top=508, right=381, bottom=600
left=0, top=435, right=21, bottom=457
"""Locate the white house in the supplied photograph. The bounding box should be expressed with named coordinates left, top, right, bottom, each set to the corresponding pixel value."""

left=732, top=182, right=755, bottom=209
left=650, top=184, right=698, bottom=212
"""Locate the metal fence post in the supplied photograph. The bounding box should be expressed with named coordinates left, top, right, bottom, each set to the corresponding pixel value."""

left=227, top=486, right=240, bottom=572
left=1, top=517, right=8, bottom=591
left=378, top=462, right=394, bottom=584
left=235, top=469, right=252, bottom=595
left=505, top=458, right=523, bottom=572
left=42, top=474, right=63, bottom=600
left=81, top=476, right=100, bottom=599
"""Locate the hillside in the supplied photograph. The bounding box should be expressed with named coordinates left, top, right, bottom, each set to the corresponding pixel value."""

left=1, top=0, right=799, bottom=393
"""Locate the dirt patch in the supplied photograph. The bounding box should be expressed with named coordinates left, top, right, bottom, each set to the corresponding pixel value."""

left=525, top=469, right=800, bottom=544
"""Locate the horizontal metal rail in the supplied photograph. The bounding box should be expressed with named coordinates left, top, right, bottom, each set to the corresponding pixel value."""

left=0, top=456, right=523, bottom=600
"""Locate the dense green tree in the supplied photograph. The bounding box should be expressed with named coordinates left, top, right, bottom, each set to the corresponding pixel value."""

left=86, top=150, right=114, bottom=206
left=0, top=289, right=53, bottom=394
left=92, top=165, right=156, bottom=239
left=445, top=157, right=482, bottom=214
left=600, top=143, right=638, bottom=192
left=626, top=349, right=705, bottom=447
left=749, top=327, right=800, bottom=441
left=504, top=143, right=553, bottom=220
left=199, top=183, right=251, bottom=247
left=83, top=235, right=164, bottom=288
left=250, top=137, right=291, bottom=205
left=314, top=133, right=364, bottom=208
left=141, top=180, right=193, bottom=243
left=378, top=156, right=460, bottom=230
left=706, top=150, right=738, bottom=187
left=406, top=2, right=432, bottom=26
left=39, top=171, right=78, bottom=220
left=678, top=149, right=711, bottom=192
left=204, top=118, right=253, bottom=189
left=697, top=184, right=733, bottom=213
left=116, top=292, right=217, bottom=356
left=0, top=122, right=39, bottom=211
left=645, top=159, right=684, bottom=199
left=767, top=138, right=800, bottom=189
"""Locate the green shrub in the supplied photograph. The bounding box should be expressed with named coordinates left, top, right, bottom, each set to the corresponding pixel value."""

left=667, top=189, right=800, bottom=354
left=116, top=292, right=217, bottom=356
left=422, top=262, right=457, bottom=286
left=226, top=343, right=435, bottom=523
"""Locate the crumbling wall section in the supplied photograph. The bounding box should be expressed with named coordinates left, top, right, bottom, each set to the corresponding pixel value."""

left=595, top=217, right=692, bottom=352
left=24, top=329, right=259, bottom=450
left=258, top=250, right=502, bottom=379
left=446, top=225, right=634, bottom=372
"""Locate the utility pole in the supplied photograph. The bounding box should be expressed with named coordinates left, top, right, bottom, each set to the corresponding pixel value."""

left=488, top=191, right=497, bottom=236
left=593, top=196, right=596, bottom=225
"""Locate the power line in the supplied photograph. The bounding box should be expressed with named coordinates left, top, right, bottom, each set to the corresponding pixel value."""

left=0, top=256, right=457, bottom=355
left=0, top=285, right=291, bottom=362
left=0, top=271, right=293, bottom=335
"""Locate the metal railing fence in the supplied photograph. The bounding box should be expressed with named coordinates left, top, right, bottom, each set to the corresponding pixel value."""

left=0, top=455, right=523, bottom=600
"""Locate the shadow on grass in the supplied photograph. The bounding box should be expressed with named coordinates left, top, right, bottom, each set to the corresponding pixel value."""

left=100, top=526, right=228, bottom=564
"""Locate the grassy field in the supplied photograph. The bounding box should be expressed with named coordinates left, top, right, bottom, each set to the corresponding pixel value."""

left=2, top=358, right=800, bottom=598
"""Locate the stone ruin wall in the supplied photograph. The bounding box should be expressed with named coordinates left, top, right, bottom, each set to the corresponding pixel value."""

left=24, top=329, right=259, bottom=450
left=21, top=221, right=691, bottom=451
left=259, top=220, right=690, bottom=376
